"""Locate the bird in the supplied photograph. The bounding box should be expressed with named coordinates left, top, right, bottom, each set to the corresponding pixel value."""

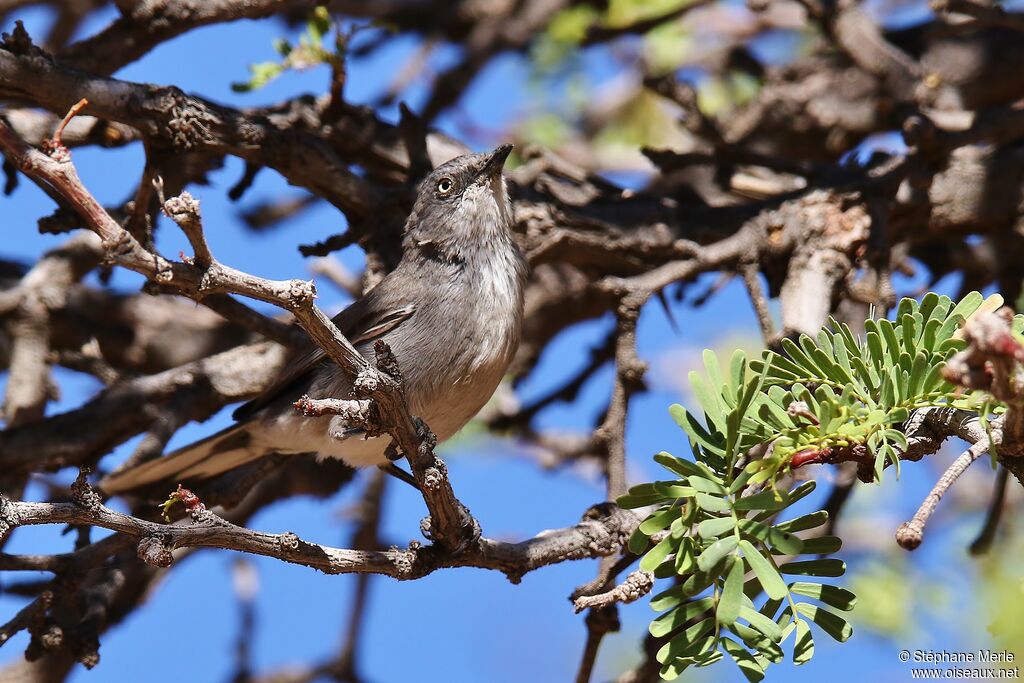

left=101, top=144, right=526, bottom=495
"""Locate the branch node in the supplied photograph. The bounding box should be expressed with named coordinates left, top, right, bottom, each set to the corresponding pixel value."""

left=278, top=532, right=300, bottom=552
left=287, top=279, right=317, bottom=309
left=0, top=495, right=19, bottom=543
left=137, top=536, right=174, bottom=568
left=70, top=467, right=102, bottom=512
left=162, top=190, right=212, bottom=267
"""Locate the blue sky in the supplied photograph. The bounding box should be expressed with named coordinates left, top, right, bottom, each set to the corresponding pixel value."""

left=0, top=5, right=1017, bottom=683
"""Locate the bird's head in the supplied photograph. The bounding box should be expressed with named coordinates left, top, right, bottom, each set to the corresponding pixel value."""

left=403, top=145, right=515, bottom=261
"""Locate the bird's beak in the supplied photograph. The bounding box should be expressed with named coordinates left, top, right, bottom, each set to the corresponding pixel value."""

left=477, top=144, right=513, bottom=180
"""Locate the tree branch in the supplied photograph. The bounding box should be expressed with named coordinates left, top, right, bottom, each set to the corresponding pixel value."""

left=0, top=488, right=638, bottom=582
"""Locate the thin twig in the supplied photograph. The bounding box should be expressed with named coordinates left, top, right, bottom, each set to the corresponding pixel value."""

left=573, top=570, right=654, bottom=613
left=896, top=434, right=997, bottom=550
left=740, top=262, right=777, bottom=343
left=49, top=97, right=87, bottom=149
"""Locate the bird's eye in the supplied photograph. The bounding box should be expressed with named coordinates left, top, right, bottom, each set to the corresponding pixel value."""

left=436, top=177, right=454, bottom=195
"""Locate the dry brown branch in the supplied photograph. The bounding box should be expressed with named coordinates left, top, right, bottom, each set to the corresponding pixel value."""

left=0, top=482, right=638, bottom=581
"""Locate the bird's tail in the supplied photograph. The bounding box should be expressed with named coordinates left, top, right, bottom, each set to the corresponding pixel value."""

left=99, top=423, right=262, bottom=495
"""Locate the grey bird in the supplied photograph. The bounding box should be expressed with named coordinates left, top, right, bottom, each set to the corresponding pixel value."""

left=101, top=145, right=526, bottom=495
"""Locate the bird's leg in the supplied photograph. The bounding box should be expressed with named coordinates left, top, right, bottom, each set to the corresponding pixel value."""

left=378, top=462, right=420, bottom=491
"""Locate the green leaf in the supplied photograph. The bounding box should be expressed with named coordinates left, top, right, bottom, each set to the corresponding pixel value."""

left=640, top=506, right=679, bottom=535
left=739, top=540, right=788, bottom=600
left=768, top=528, right=805, bottom=555
left=729, top=349, right=746, bottom=396
left=721, top=637, right=766, bottom=682
left=688, top=475, right=726, bottom=495
left=654, top=449, right=707, bottom=479
left=734, top=488, right=788, bottom=511
left=272, top=38, right=293, bottom=56
left=659, top=661, right=688, bottom=680
left=627, top=527, right=650, bottom=555
left=697, top=536, right=739, bottom=572
left=778, top=559, right=846, bottom=577
left=650, top=597, right=715, bottom=637
left=795, top=603, right=853, bottom=642
left=737, top=520, right=803, bottom=554
left=789, top=582, right=857, bottom=611
left=793, top=619, right=815, bottom=665
left=780, top=337, right=823, bottom=379
left=656, top=618, right=715, bottom=663
left=790, top=536, right=842, bottom=555
left=730, top=623, right=784, bottom=663
left=231, top=61, right=285, bottom=92
left=653, top=482, right=697, bottom=499
left=936, top=291, right=981, bottom=341
left=739, top=605, right=783, bottom=642
left=640, top=534, right=678, bottom=572
left=675, top=537, right=697, bottom=575
left=618, top=490, right=665, bottom=508
left=690, top=371, right=726, bottom=432
left=866, top=329, right=884, bottom=370
left=307, top=5, right=331, bottom=43
left=650, top=584, right=686, bottom=612
left=729, top=466, right=755, bottom=494
left=698, top=516, right=737, bottom=539
left=695, top=492, right=731, bottom=513
left=718, top=557, right=744, bottom=625
left=679, top=570, right=715, bottom=598
left=773, top=511, right=828, bottom=533
left=782, top=481, right=817, bottom=506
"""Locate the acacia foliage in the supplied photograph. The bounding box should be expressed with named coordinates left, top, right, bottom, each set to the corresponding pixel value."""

left=622, top=292, right=1015, bottom=680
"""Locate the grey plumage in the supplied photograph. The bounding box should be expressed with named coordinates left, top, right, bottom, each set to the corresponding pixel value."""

left=101, top=145, right=526, bottom=495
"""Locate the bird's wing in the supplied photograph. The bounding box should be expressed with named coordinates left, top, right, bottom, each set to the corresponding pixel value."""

left=232, top=287, right=415, bottom=422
